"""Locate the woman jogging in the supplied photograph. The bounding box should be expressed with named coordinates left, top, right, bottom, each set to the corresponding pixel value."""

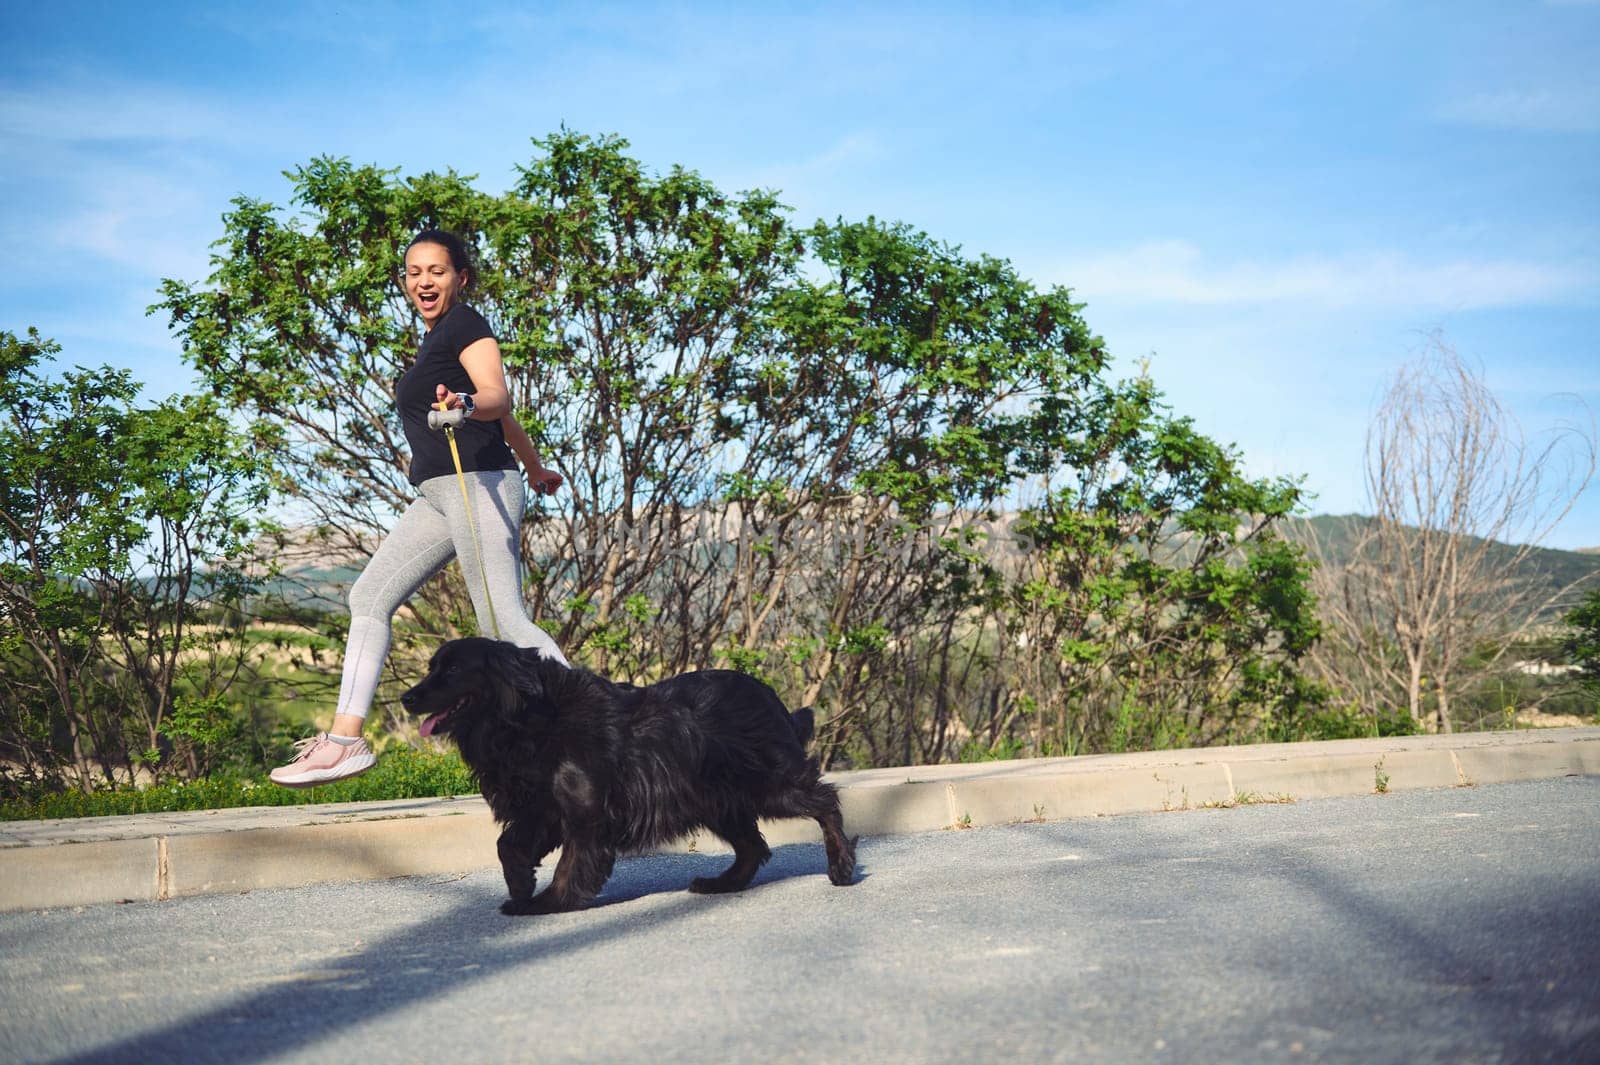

left=271, top=228, right=568, bottom=786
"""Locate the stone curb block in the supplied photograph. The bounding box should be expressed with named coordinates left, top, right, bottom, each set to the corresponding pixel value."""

left=952, top=764, right=1234, bottom=826
left=1454, top=742, right=1598, bottom=786
left=1, top=838, right=160, bottom=910
left=4, top=732, right=1597, bottom=913
left=163, top=811, right=502, bottom=899
left=667, top=780, right=955, bottom=853
left=1227, top=750, right=1440, bottom=801
left=836, top=780, right=954, bottom=838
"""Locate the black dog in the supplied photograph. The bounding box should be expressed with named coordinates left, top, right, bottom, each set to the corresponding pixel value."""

left=401, top=637, right=857, bottom=915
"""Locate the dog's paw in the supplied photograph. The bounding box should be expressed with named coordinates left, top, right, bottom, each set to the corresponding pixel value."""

left=688, top=875, right=746, bottom=894
left=500, top=896, right=545, bottom=916
left=828, top=836, right=860, bottom=886
left=501, top=891, right=586, bottom=916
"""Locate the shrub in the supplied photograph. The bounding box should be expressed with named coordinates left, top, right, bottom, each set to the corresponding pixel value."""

left=0, top=747, right=476, bottom=821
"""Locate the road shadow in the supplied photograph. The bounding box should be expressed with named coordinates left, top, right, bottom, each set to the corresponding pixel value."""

left=1042, top=819, right=1600, bottom=1061
left=46, top=839, right=866, bottom=1065
left=1253, top=844, right=1600, bottom=1058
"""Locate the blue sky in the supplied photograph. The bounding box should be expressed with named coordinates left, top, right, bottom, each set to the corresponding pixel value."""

left=4, top=1, right=1597, bottom=547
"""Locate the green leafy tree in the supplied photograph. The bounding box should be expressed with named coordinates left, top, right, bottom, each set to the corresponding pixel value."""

left=1565, top=588, right=1600, bottom=696
left=996, top=366, right=1322, bottom=755
left=0, top=329, right=271, bottom=792
left=159, top=134, right=803, bottom=690
left=155, top=132, right=1324, bottom=765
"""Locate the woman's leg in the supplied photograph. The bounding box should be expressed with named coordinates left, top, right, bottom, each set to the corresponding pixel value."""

left=334, top=495, right=460, bottom=724
left=272, top=495, right=459, bottom=786
left=420, top=470, right=569, bottom=665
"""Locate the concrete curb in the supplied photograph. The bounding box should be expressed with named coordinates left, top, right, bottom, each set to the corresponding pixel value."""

left=3, top=727, right=1597, bottom=912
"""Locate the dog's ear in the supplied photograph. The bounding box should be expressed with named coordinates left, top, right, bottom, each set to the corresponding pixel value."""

left=471, top=642, right=524, bottom=722
left=471, top=641, right=555, bottom=726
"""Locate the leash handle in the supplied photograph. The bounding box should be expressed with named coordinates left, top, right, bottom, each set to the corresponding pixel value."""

left=438, top=399, right=502, bottom=640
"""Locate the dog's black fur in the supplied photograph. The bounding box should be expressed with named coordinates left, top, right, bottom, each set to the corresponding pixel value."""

left=401, top=637, right=857, bottom=915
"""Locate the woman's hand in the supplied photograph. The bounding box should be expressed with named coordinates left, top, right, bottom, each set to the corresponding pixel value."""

left=526, top=464, right=563, bottom=496
left=434, top=384, right=475, bottom=414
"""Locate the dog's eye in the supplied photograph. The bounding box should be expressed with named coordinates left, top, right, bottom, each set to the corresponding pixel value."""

left=446, top=665, right=461, bottom=676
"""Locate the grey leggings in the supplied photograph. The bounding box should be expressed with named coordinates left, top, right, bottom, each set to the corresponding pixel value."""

left=335, top=469, right=568, bottom=720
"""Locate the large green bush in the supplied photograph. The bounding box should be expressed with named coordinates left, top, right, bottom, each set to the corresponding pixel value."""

left=0, top=329, right=274, bottom=796
left=3, top=131, right=1338, bottom=807
left=1565, top=588, right=1600, bottom=696
left=153, top=131, right=1324, bottom=769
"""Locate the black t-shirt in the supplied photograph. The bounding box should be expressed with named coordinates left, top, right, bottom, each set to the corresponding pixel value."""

left=395, top=304, right=516, bottom=486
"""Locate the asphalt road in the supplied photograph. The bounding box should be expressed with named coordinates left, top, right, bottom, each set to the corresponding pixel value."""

left=3, top=777, right=1597, bottom=1065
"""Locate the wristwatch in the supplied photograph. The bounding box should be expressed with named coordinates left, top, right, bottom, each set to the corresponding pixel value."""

left=459, top=392, right=476, bottom=416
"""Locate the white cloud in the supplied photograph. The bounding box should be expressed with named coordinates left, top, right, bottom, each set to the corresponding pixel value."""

left=732, top=133, right=885, bottom=194
left=1438, top=86, right=1600, bottom=133
left=1047, top=240, right=1598, bottom=312
left=0, top=83, right=239, bottom=145
left=0, top=142, right=224, bottom=283
left=0, top=76, right=295, bottom=284
left=56, top=201, right=212, bottom=282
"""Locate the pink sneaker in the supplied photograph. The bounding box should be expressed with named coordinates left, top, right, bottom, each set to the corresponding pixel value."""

left=269, top=733, right=377, bottom=788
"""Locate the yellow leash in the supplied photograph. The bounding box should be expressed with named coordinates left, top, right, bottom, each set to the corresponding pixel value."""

left=438, top=400, right=502, bottom=640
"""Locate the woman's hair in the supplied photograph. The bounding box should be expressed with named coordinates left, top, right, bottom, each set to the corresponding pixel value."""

left=405, top=228, right=475, bottom=288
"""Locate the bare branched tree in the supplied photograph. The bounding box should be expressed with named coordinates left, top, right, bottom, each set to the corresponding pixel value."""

left=1306, top=335, right=1595, bottom=732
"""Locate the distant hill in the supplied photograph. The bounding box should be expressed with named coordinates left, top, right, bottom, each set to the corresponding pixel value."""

left=1289, top=514, right=1600, bottom=619
left=241, top=528, right=372, bottom=613
left=248, top=513, right=1600, bottom=621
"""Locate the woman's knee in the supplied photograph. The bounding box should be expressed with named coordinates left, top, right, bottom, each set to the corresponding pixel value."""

left=348, top=570, right=396, bottom=620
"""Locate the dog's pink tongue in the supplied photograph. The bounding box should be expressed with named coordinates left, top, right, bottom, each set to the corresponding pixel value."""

left=419, top=713, right=444, bottom=738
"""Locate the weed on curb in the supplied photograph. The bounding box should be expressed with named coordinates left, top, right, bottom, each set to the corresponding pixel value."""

left=1199, top=790, right=1297, bottom=810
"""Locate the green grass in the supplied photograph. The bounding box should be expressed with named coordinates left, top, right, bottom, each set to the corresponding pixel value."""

left=0, top=747, right=477, bottom=821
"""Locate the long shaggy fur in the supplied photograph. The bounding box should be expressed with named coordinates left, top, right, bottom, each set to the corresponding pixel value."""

left=401, top=637, right=857, bottom=915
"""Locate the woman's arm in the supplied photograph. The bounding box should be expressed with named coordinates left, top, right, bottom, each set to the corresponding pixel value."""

left=501, top=414, right=563, bottom=496
left=435, top=336, right=511, bottom=420
left=436, top=335, right=560, bottom=494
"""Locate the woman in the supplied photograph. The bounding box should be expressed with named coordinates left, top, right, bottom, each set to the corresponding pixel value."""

left=271, top=229, right=568, bottom=786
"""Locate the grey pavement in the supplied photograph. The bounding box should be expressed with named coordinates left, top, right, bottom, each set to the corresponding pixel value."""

left=4, top=727, right=1598, bottom=912
left=2, top=776, right=1597, bottom=1064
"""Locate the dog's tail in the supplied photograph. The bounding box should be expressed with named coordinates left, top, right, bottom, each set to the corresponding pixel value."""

left=789, top=706, right=816, bottom=746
